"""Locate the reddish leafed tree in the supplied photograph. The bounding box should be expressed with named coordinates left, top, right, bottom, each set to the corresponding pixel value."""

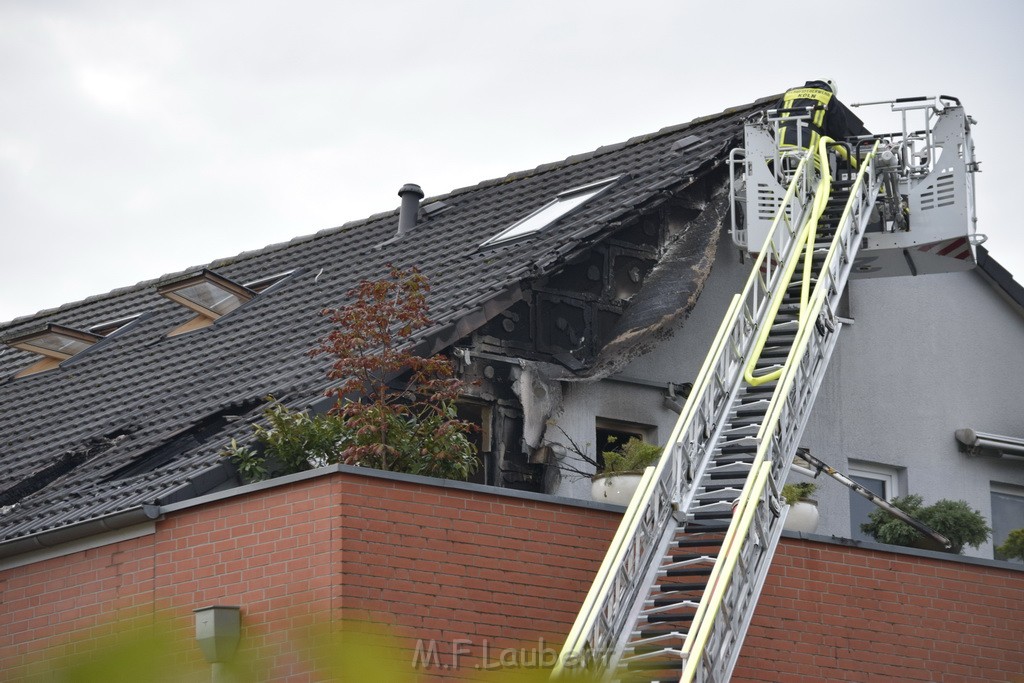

left=311, top=266, right=477, bottom=479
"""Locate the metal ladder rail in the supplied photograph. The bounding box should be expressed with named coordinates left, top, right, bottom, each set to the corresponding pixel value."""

left=553, top=155, right=821, bottom=680
left=614, top=139, right=846, bottom=682
left=679, top=141, right=882, bottom=683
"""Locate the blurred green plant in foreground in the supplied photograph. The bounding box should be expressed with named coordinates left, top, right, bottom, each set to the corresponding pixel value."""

left=17, top=612, right=602, bottom=683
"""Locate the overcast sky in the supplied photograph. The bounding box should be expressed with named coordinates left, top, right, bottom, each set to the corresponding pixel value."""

left=1, top=0, right=1021, bottom=323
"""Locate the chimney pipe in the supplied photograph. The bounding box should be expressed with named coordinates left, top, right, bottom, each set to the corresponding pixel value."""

left=397, top=183, right=424, bottom=236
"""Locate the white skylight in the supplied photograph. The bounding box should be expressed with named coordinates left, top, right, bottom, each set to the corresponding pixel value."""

left=482, top=176, right=620, bottom=246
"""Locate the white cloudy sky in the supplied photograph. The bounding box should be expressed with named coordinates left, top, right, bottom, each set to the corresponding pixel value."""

left=1, top=0, right=1021, bottom=323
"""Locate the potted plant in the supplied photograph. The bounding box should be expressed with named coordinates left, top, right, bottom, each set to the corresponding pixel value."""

left=995, top=528, right=1024, bottom=562
left=590, top=437, right=664, bottom=505
left=860, top=494, right=991, bottom=554
left=781, top=481, right=819, bottom=533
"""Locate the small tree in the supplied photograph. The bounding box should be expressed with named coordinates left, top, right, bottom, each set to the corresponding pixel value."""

left=225, top=266, right=477, bottom=482
left=310, top=265, right=477, bottom=479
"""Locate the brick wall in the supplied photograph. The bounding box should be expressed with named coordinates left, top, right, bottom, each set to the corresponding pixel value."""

left=0, top=471, right=620, bottom=681
left=2, top=470, right=1022, bottom=681
left=337, top=476, right=618, bottom=678
left=0, top=534, right=156, bottom=674
left=738, top=537, right=1024, bottom=683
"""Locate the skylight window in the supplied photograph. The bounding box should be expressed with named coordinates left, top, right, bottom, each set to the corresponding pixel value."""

left=3, top=324, right=102, bottom=378
left=157, top=270, right=257, bottom=337
left=89, top=314, right=142, bottom=337
left=243, top=270, right=297, bottom=293
left=482, top=176, right=620, bottom=246
left=5, top=324, right=100, bottom=359
left=158, top=270, right=255, bottom=319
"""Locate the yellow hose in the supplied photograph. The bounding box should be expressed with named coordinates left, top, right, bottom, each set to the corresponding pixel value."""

left=743, top=137, right=834, bottom=386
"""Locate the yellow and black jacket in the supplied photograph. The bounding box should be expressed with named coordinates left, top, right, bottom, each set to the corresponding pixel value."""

left=778, top=81, right=870, bottom=164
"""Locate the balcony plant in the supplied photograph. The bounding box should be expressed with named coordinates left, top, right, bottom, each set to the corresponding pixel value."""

left=781, top=481, right=819, bottom=533
left=590, top=436, right=664, bottom=506
left=860, top=494, right=991, bottom=554
left=995, top=528, right=1024, bottom=562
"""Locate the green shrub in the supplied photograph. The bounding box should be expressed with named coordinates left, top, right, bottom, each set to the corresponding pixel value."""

left=860, top=494, right=991, bottom=554
left=995, top=528, right=1024, bottom=561
left=782, top=482, right=817, bottom=505
left=600, top=437, right=663, bottom=474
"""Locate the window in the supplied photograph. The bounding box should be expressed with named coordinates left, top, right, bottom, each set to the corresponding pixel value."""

left=595, top=418, right=656, bottom=472
left=3, top=324, right=102, bottom=378
left=158, top=270, right=258, bottom=336
left=481, top=176, right=620, bottom=246
left=991, top=484, right=1024, bottom=563
left=89, top=314, right=142, bottom=337
left=243, top=270, right=297, bottom=294
left=158, top=270, right=255, bottom=319
left=848, top=461, right=901, bottom=542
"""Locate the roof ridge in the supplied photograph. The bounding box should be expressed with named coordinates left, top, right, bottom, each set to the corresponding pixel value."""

left=1, top=94, right=779, bottom=328
left=423, top=94, right=780, bottom=203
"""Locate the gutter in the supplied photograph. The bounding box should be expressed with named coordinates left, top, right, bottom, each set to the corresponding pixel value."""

left=0, top=504, right=161, bottom=562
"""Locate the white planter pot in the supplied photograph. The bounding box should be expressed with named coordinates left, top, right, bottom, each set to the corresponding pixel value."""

left=783, top=499, right=819, bottom=533
left=591, top=472, right=644, bottom=506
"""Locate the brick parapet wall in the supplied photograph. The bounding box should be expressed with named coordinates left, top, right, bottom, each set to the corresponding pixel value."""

left=737, top=537, right=1024, bottom=682
left=1, top=468, right=1021, bottom=681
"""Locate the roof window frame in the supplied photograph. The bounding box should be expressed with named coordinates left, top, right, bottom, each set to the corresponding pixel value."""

left=157, top=269, right=256, bottom=321
left=3, top=323, right=104, bottom=378
left=4, top=324, right=102, bottom=361
left=481, top=175, right=621, bottom=247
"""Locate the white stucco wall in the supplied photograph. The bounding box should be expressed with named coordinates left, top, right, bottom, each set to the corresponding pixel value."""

left=550, top=228, right=1024, bottom=559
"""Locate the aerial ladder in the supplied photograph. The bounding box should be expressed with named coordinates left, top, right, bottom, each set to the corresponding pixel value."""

left=553, top=96, right=981, bottom=682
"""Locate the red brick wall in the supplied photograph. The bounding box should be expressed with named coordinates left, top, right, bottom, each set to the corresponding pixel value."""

left=2, top=471, right=1022, bottom=681
left=337, top=476, right=618, bottom=678
left=0, top=472, right=620, bottom=681
left=738, top=538, right=1024, bottom=683
left=0, top=535, right=156, bottom=674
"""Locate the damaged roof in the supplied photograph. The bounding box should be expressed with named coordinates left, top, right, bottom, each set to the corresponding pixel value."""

left=0, top=95, right=775, bottom=546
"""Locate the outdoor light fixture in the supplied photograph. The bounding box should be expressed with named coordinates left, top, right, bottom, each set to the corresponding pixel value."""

left=158, top=270, right=255, bottom=320
left=193, top=605, right=241, bottom=664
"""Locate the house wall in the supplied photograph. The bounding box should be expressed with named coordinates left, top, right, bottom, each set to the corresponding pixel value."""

left=801, top=267, right=1024, bottom=555
left=551, top=227, right=750, bottom=498
left=555, top=228, right=1024, bottom=559
left=2, top=470, right=1021, bottom=681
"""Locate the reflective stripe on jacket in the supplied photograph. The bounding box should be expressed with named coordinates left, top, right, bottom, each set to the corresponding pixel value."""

left=779, top=87, right=833, bottom=151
